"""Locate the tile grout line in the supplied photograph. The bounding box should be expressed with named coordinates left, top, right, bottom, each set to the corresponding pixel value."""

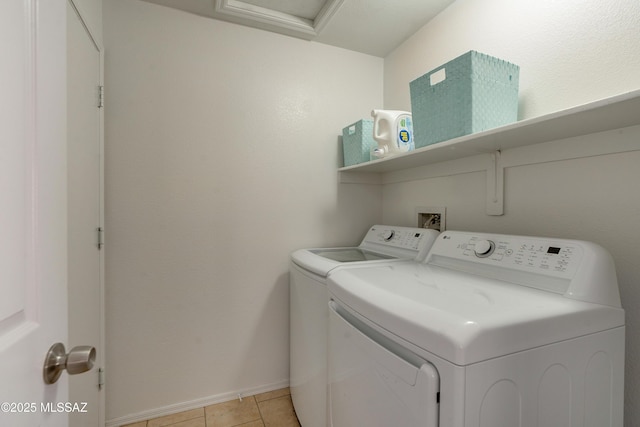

left=254, top=395, right=266, bottom=427
left=257, top=395, right=287, bottom=403
left=250, top=395, right=264, bottom=427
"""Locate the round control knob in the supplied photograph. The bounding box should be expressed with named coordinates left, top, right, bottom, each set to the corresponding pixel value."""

left=474, top=240, right=495, bottom=257
left=382, top=230, right=395, bottom=241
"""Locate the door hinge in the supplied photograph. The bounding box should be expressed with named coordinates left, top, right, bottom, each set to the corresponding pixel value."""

left=97, top=227, right=104, bottom=250
left=98, top=367, right=105, bottom=390
left=98, top=85, right=104, bottom=108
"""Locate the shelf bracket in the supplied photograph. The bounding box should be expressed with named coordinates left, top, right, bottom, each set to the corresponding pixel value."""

left=486, top=151, right=504, bottom=216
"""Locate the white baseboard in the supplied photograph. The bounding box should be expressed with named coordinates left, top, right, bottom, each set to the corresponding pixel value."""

left=105, top=379, right=290, bottom=427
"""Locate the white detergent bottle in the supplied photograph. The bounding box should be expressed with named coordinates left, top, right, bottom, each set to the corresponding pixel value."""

left=371, top=109, right=414, bottom=159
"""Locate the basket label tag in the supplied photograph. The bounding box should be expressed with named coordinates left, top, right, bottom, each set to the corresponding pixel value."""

left=430, top=68, right=447, bottom=86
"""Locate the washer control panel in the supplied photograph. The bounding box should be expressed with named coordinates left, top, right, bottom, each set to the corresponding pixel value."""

left=429, top=232, right=583, bottom=279
left=364, top=226, right=429, bottom=251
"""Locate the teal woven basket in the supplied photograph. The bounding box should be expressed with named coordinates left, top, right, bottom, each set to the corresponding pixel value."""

left=342, top=119, right=375, bottom=167
left=410, top=51, right=519, bottom=148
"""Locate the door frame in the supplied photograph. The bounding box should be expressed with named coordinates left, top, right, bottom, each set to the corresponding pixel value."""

left=67, top=1, right=105, bottom=425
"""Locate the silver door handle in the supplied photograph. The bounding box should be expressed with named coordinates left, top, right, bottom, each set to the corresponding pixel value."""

left=43, top=343, right=96, bottom=385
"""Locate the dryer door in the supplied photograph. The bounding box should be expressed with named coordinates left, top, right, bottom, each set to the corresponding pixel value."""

left=329, top=301, right=440, bottom=427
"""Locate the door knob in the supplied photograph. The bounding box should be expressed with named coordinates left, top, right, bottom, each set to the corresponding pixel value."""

left=43, top=343, right=96, bottom=385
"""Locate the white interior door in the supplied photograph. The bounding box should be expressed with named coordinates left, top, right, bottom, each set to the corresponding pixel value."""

left=0, top=0, right=69, bottom=426
left=67, top=1, right=105, bottom=426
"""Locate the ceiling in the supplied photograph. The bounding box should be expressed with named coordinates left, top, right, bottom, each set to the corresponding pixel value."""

left=139, top=0, right=457, bottom=57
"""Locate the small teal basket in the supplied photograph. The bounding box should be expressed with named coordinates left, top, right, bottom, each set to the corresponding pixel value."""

left=410, top=51, right=519, bottom=148
left=342, top=119, right=375, bottom=167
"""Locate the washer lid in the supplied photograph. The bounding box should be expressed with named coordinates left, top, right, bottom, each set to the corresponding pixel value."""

left=309, top=248, right=394, bottom=262
left=291, top=247, right=393, bottom=277
left=290, top=226, right=439, bottom=277
left=328, top=262, right=625, bottom=366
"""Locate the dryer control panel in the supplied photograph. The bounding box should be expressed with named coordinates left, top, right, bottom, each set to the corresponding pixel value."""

left=425, top=231, right=621, bottom=307
left=462, top=235, right=581, bottom=275
left=428, top=232, right=582, bottom=277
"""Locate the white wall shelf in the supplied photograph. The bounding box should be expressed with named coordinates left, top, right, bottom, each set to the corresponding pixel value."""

left=339, top=89, right=640, bottom=175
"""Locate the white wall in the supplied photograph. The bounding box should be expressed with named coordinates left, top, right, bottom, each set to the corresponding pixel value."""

left=104, top=0, right=382, bottom=422
left=382, top=0, right=640, bottom=426
left=385, top=0, right=640, bottom=116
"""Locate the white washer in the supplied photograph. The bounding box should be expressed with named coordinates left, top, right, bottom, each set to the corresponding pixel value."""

left=328, top=231, right=625, bottom=427
left=290, top=225, right=439, bottom=427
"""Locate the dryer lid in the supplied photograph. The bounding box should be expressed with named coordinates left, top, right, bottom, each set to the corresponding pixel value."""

left=328, top=262, right=624, bottom=366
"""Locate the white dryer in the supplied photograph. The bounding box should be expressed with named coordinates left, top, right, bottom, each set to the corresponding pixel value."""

left=290, top=225, right=439, bottom=427
left=328, top=231, right=625, bottom=427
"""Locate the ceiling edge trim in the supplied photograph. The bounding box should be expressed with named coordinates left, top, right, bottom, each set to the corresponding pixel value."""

left=313, top=0, right=344, bottom=34
left=216, top=0, right=316, bottom=35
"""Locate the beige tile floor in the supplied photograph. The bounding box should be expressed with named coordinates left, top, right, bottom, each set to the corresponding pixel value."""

left=121, top=388, right=300, bottom=427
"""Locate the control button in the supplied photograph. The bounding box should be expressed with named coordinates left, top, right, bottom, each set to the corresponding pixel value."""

left=382, top=230, right=395, bottom=241
left=474, top=240, right=495, bottom=258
